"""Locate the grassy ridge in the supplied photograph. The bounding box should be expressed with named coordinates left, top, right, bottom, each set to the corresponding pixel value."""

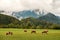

left=0, top=29, right=60, bottom=40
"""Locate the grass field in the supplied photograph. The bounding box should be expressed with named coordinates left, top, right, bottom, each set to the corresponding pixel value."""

left=0, top=28, right=60, bottom=40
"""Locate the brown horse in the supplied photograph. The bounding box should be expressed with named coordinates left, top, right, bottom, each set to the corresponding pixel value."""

left=9, top=32, right=13, bottom=35
left=6, top=32, right=13, bottom=35
left=24, top=29, right=27, bottom=32
left=6, top=32, right=9, bottom=35
left=31, top=30, right=36, bottom=34
left=42, top=30, right=48, bottom=34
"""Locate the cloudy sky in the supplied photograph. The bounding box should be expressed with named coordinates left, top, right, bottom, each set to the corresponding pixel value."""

left=0, top=0, right=60, bottom=16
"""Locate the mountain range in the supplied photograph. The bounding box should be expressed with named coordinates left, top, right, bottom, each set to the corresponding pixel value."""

left=0, top=9, right=60, bottom=24
left=12, top=9, right=45, bottom=20
left=0, top=10, right=60, bottom=28
left=11, top=9, right=60, bottom=24
left=37, top=12, right=60, bottom=24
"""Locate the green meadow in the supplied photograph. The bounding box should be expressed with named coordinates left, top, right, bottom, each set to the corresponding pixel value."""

left=0, top=28, right=60, bottom=40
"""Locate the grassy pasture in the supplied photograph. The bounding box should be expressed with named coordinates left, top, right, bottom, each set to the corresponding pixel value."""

left=0, top=28, right=60, bottom=40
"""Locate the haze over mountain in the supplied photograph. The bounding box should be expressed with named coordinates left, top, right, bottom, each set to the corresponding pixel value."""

left=38, top=13, right=60, bottom=24
left=12, top=9, right=46, bottom=20
left=0, top=9, right=60, bottom=21
left=11, top=9, right=60, bottom=24
left=0, top=0, right=60, bottom=16
left=0, top=10, right=60, bottom=29
left=0, top=0, right=60, bottom=29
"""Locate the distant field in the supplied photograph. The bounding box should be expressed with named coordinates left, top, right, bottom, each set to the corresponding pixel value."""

left=0, top=28, right=60, bottom=40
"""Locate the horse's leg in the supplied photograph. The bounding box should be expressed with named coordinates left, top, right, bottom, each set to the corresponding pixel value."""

left=11, top=33, right=12, bottom=35
left=31, top=32, right=32, bottom=34
left=42, top=32, right=43, bottom=35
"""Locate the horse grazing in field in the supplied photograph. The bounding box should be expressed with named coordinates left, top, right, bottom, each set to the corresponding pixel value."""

left=24, top=29, right=27, bottom=32
left=6, top=32, right=13, bottom=35
left=31, top=30, right=36, bottom=34
left=6, top=32, right=9, bottom=35
left=42, top=30, right=48, bottom=34
left=7, top=32, right=13, bottom=35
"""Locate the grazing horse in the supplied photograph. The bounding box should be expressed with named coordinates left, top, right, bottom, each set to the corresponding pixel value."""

left=6, top=32, right=9, bottom=35
left=24, top=29, right=27, bottom=32
left=31, top=30, right=36, bottom=34
left=6, top=32, right=13, bottom=35
left=42, top=30, right=48, bottom=34
left=9, top=32, right=13, bottom=35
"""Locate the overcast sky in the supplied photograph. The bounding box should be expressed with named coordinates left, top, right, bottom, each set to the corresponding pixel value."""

left=0, top=0, right=60, bottom=16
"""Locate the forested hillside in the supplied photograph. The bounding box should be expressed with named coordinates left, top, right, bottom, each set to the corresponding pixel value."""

left=0, top=14, right=21, bottom=28
left=0, top=14, right=60, bottom=29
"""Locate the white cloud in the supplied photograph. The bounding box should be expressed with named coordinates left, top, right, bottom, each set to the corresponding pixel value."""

left=0, top=0, right=52, bottom=11
left=0, top=0, right=23, bottom=11
left=19, top=17, right=23, bottom=20
left=0, top=0, right=60, bottom=16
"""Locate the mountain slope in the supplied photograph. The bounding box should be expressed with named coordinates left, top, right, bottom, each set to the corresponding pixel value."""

left=0, top=13, right=60, bottom=29
left=21, top=17, right=60, bottom=29
left=12, top=10, right=44, bottom=20
left=0, top=14, right=20, bottom=25
left=12, top=10, right=38, bottom=18
left=38, top=12, right=60, bottom=24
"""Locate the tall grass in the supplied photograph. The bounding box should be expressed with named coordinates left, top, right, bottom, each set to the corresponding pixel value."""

left=0, top=29, right=60, bottom=40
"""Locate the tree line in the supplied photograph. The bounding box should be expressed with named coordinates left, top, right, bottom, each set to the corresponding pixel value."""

left=0, top=14, right=60, bottom=29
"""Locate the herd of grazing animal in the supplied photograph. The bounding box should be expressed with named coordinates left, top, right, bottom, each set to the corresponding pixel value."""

left=6, top=29, right=48, bottom=35
left=6, top=32, right=13, bottom=35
